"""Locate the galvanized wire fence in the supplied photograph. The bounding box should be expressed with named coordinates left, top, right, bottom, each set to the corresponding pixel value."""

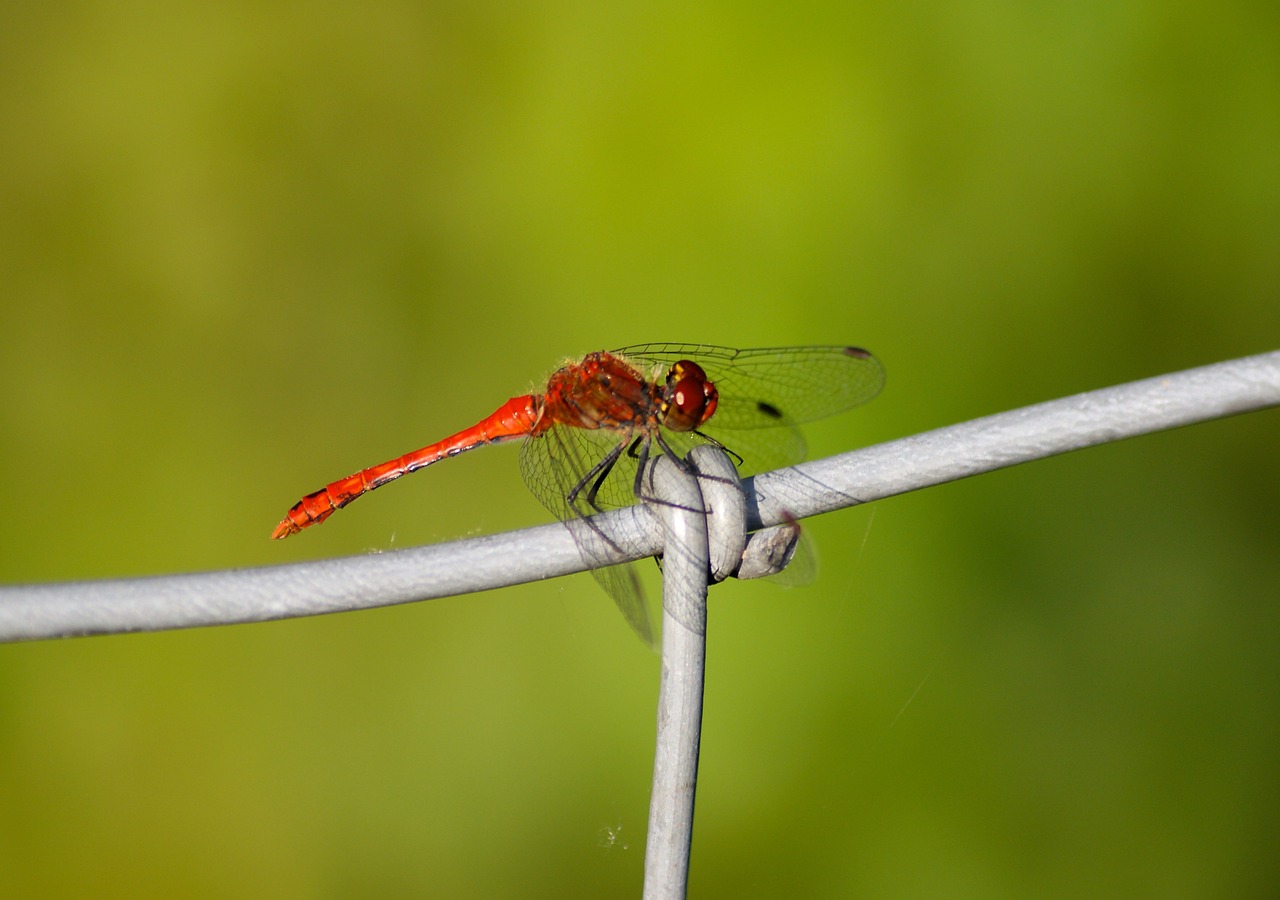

left=2, top=350, right=1277, bottom=900
left=2, top=351, right=1275, bottom=644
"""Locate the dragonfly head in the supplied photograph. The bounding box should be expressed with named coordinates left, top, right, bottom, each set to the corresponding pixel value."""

left=661, top=360, right=718, bottom=432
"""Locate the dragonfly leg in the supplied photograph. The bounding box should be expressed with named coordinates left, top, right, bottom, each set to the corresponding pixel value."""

left=681, top=433, right=744, bottom=494
left=691, top=429, right=744, bottom=467
left=567, top=438, right=628, bottom=515
left=628, top=435, right=653, bottom=503
left=633, top=433, right=702, bottom=512
left=636, top=432, right=743, bottom=513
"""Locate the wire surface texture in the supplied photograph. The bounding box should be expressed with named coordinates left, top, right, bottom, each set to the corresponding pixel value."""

left=0, top=350, right=1277, bottom=643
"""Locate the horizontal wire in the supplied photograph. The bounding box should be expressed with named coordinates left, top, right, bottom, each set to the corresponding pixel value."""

left=1, top=351, right=1276, bottom=643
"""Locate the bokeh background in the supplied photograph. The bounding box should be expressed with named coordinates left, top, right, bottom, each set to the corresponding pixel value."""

left=2, top=2, right=1278, bottom=896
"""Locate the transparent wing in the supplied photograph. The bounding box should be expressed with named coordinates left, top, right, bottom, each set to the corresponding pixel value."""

left=515, top=344, right=884, bottom=645
left=614, top=343, right=883, bottom=473
left=614, top=344, right=885, bottom=430
left=519, top=424, right=701, bottom=647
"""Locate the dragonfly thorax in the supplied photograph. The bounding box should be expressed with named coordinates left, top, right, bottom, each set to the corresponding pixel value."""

left=539, top=352, right=655, bottom=431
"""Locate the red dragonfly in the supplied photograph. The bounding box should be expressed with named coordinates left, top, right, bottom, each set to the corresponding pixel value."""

left=273, top=344, right=884, bottom=643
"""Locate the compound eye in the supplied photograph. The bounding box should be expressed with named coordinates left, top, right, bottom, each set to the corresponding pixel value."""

left=663, top=360, right=718, bottom=431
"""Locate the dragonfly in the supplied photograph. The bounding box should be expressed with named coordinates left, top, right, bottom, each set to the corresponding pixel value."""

left=272, top=344, right=885, bottom=644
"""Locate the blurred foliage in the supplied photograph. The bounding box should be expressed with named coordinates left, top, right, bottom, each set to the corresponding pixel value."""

left=1, top=1, right=1277, bottom=896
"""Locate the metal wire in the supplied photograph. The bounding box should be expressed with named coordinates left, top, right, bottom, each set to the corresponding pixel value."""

left=641, top=453, right=714, bottom=899
left=0, top=350, right=1276, bottom=644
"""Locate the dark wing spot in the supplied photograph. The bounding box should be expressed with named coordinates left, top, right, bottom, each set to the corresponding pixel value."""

left=843, top=346, right=873, bottom=359
left=756, top=400, right=784, bottom=419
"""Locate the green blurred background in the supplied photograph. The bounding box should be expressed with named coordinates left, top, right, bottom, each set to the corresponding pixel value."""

left=1, top=2, right=1277, bottom=896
